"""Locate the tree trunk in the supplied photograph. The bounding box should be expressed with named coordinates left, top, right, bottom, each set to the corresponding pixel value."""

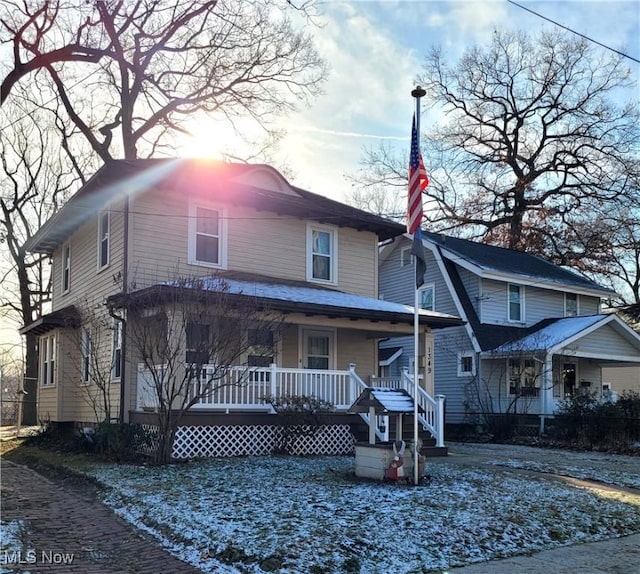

left=22, top=333, right=38, bottom=425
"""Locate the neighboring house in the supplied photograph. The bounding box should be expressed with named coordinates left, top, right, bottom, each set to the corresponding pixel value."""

left=379, top=232, right=640, bottom=425
left=20, top=159, right=462, bottom=456
left=602, top=303, right=640, bottom=398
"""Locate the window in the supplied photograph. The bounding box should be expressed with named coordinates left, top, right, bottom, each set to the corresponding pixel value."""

left=188, top=204, right=227, bottom=268
left=508, top=284, right=523, bottom=322
left=400, top=247, right=412, bottom=267
left=247, top=328, right=275, bottom=381
left=186, top=323, right=210, bottom=364
left=565, top=293, right=578, bottom=317
left=508, top=358, right=539, bottom=396
left=62, top=244, right=71, bottom=293
left=98, top=211, right=110, bottom=269
left=419, top=284, right=435, bottom=311
left=112, top=320, right=122, bottom=380
left=457, top=352, right=475, bottom=376
left=40, top=335, right=56, bottom=386
left=307, top=225, right=337, bottom=283
left=81, top=329, right=92, bottom=384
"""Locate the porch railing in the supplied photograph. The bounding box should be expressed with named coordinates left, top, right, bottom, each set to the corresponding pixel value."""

left=136, top=362, right=444, bottom=445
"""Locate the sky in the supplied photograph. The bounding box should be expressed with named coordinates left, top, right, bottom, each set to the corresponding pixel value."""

left=177, top=0, right=640, bottom=203
left=1, top=0, right=639, bottom=359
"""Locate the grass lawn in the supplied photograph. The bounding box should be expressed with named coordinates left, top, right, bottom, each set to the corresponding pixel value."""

left=2, top=439, right=639, bottom=573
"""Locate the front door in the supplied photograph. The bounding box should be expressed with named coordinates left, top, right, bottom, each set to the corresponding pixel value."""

left=302, top=329, right=335, bottom=370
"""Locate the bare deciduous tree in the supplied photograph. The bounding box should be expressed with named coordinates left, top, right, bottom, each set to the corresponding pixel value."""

left=109, top=275, right=285, bottom=464
left=354, top=29, right=639, bottom=302
left=0, top=0, right=326, bottom=160
left=0, top=0, right=325, bottom=423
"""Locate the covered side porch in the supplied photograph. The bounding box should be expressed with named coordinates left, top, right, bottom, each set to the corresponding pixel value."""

left=118, top=273, right=463, bottom=458
left=481, top=314, right=640, bottom=428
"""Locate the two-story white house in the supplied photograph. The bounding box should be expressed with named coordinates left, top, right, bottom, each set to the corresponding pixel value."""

left=379, top=231, right=640, bottom=427
left=21, top=159, right=462, bottom=457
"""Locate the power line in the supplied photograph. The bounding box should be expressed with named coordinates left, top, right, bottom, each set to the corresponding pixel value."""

left=507, top=0, right=640, bottom=64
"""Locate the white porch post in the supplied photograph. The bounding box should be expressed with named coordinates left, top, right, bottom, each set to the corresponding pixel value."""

left=540, top=353, right=553, bottom=434
left=349, top=363, right=357, bottom=404
left=436, top=395, right=445, bottom=448
left=270, top=363, right=277, bottom=399
left=423, top=330, right=434, bottom=396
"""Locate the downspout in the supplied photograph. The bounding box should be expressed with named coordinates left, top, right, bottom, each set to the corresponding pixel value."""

left=119, top=193, right=130, bottom=424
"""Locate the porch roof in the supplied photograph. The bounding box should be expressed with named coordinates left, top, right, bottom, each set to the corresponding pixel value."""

left=489, top=314, right=640, bottom=360
left=349, top=387, right=415, bottom=413
left=111, top=273, right=464, bottom=329
left=19, top=305, right=81, bottom=336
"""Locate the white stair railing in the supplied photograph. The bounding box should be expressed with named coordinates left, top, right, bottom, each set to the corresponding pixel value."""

left=348, top=364, right=388, bottom=442
left=399, top=367, right=445, bottom=448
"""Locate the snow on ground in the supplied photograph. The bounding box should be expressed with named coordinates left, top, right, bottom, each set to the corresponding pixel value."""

left=80, top=446, right=640, bottom=574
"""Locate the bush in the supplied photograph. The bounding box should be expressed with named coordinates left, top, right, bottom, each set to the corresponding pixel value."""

left=74, top=422, right=156, bottom=460
left=549, top=391, right=640, bottom=450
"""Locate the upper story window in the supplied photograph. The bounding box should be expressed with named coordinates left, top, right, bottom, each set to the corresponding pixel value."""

left=508, top=283, right=523, bottom=322
left=565, top=293, right=579, bottom=317
left=307, top=225, right=337, bottom=284
left=400, top=247, right=412, bottom=267
left=188, top=203, right=227, bottom=268
left=62, top=244, right=71, bottom=293
left=419, top=284, right=435, bottom=311
left=40, top=334, right=56, bottom=387
left=98, top=211, right=110, bottom=270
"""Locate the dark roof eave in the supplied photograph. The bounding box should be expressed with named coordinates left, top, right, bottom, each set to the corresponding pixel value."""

left=19, top=305, right=81, bottom=336
left=108, top=286, right=464, bottom=329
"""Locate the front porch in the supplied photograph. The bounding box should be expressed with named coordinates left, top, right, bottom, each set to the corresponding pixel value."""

left=135, top=363, right=446, bottom=458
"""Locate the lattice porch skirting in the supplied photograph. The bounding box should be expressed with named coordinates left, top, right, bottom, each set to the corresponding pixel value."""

left=170, top=423, right=356, bottom=459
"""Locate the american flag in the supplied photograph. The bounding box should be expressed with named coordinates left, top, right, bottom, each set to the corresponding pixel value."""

left=407, top=114, right=428, bottom=234
left=408, top=114, right=428, bottom=288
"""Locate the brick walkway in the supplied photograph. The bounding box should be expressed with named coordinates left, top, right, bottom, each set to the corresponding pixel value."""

left=0, top=460, right=202, bottom=573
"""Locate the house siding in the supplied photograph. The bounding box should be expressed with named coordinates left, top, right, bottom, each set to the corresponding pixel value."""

left=572, top=323, right=640, bottom=356
left=52, top=198, right=125, bottom=312
left=129, top=189, right=378, bottom=297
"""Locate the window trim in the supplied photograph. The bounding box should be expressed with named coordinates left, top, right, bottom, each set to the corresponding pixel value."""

left=564, top=292, right=579, bottom=317
left=187, top=202, right=228, bottom=269
left=400, top=246, right=412, bottom=267
left=40, top=334, right=56, bottom=387
left=457, top=351, right=475, bottom=377
left=81, top=328, right=92, bottom=385
left=97, top=211, right=110, bottom=270
left=507, top=358, right=539, bottom=397
left=507, top=283, right=524, bottom=323
left=62, top=243, right=71, bottom=294
left=111, top=320, right=122, bottom=381
left=306, top=224, right=338, bottom=284
left=419, top=283, right=435, bottom=312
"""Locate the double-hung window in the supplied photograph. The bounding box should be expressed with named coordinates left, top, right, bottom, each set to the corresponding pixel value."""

left=98, top=212, right=110, bottom=270
left=112, top=320, right=122, bottom=381
left=41, top=335, right=56, bottom=386
left=81, top=329, right=92, bottom=384
left=508, top=283, right=523, bottom=322
left=307, top=225, right=337, bottom=283
left=62, top=244, right=71, bottom=293
left=189, top=204, right=227, bottom=268
left=419, top=284, right=435, bottom=311
left=565, top=293, right=578, bottom=317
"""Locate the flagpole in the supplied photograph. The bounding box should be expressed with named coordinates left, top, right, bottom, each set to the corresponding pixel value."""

left=411, top=85, right=426, bottom=486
